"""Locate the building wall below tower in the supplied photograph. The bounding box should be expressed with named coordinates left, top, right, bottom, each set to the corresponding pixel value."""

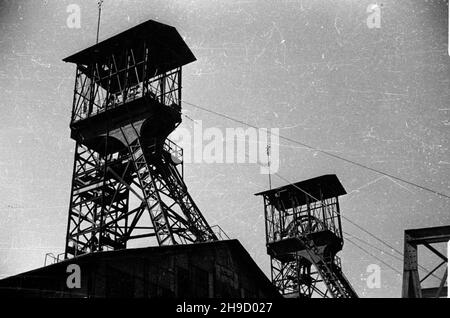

left=0, top=240, right=280, bottom=298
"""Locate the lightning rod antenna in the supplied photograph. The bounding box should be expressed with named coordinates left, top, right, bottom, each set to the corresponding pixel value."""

left=267, top=130, right=272, bottom=190
left=96, top=0, right=104, bottom=44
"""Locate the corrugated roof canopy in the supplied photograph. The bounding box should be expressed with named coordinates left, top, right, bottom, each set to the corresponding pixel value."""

left=63, top=19, right=196, bottom=71
left=255, top=174, right=346, bottom=207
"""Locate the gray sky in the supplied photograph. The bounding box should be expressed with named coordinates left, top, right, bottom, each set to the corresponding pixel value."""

left=0, top=0, right=449, bottom=298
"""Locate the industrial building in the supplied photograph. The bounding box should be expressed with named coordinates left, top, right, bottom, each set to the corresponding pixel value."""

left=0, top=240, right=280, bottom=298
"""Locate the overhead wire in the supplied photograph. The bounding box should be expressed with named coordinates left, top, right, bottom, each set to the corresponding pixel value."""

left=181, top=99, right=450, bottom=200
left=180, top=99, right=448, bottom=278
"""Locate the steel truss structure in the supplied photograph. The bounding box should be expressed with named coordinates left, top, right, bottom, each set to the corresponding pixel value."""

left=256, top=175, right=358, bottom=298
left=402, top=225, right=449, bottom=298
left=63, top=20, right=217, bottom=259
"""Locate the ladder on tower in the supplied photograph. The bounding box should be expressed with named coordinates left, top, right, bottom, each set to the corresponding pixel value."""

left=301, top=239, right=358, bottom=298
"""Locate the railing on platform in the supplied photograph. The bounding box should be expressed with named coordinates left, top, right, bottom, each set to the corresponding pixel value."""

left=211, top=225, right=231, bottom=241
left=44, top=252, right=65, bottom=266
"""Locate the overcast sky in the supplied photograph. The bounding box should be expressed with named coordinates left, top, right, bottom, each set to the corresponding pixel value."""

left=0, top=0, right=449, bottom=298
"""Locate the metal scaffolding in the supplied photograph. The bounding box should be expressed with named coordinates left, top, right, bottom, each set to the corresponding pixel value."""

left=63, top=20, right=217, bottom=259
left=256, top=175, right=358, bottom=298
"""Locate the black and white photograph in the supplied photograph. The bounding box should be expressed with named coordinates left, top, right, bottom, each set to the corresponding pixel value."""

left=0, top=0, right=449, bottom=304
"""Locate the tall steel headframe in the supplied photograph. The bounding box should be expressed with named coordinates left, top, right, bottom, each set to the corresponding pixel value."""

left=255, top=175, right=358, bottom=298
left=402, top=225, right=449, bottom=298
left=63, top=20, right=217, bottom=259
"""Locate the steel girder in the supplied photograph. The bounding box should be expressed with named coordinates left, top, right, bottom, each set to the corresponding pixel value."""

left=402, top=226, right=450, bottom=298
left=65, top=133, right=218, bottom=259
left=65, top=143, right=133, bottom=257
left=120, top=124, right=217, bottom=246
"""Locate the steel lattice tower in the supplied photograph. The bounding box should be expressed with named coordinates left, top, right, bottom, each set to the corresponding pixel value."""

left=63, top=20, right=217, bottom=259
left=256, top=175, right=358, bottom=298
left=402, top=226, right=450, bottom=298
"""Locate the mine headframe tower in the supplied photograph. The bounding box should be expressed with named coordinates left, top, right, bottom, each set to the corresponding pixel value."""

left=62, top=20, right=217, bottom=259
left=256, top=175, right=358, bottom=298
